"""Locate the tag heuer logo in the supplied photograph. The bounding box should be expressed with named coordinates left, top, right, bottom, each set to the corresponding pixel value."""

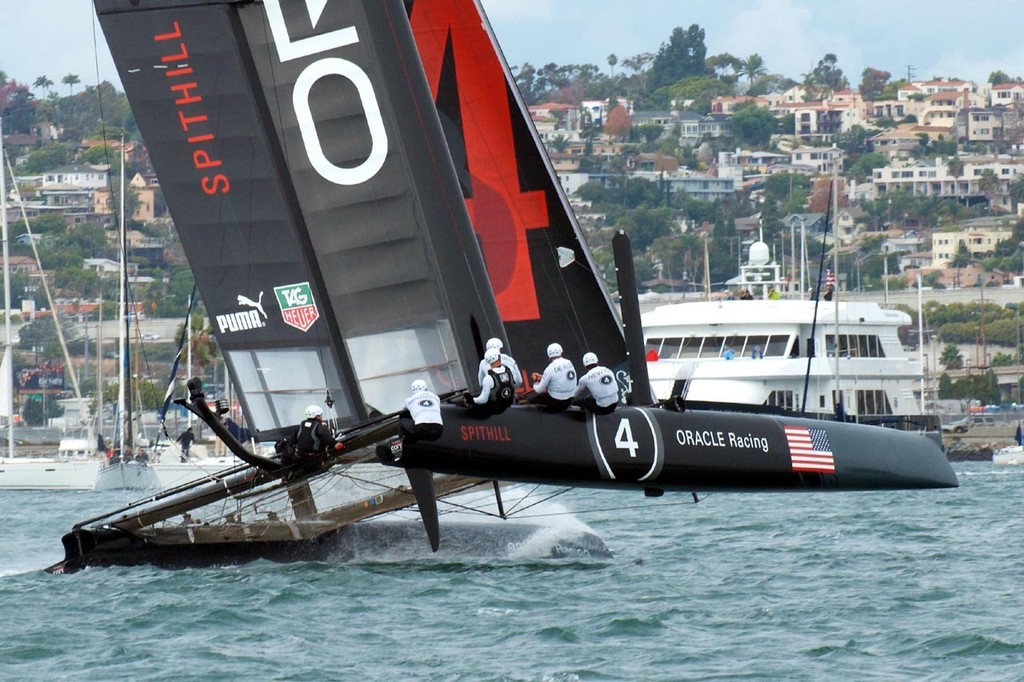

left=274, top=282, right=320, bottom=332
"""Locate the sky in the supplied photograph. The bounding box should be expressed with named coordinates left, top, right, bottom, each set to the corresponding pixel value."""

left=2, top=1, right=1023, bottom=93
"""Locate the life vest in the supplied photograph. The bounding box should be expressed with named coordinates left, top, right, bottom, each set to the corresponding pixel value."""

left=294, top=419, right=324, bottom=454
left=487, top=367, right=515, bottom=410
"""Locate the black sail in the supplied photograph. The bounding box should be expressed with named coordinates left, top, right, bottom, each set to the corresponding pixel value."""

left=407, top=0, right=628, bottom=383
left=94, top=0, right=503, bottom=435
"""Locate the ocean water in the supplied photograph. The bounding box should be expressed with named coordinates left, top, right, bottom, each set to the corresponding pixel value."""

left=1, top=462, right=1022, bottom=681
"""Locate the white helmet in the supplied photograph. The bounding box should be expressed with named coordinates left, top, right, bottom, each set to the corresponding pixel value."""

left=485, top=337, right=503, bottom=351
left=484, top=348, right=501, bottom=364
left=305, top=405, right=323, bottom=419
left=547, top=342, right=563, bottom=358
left=411, top=380, right=428, bottom=393
left=583, top=352, right=598, bottom=367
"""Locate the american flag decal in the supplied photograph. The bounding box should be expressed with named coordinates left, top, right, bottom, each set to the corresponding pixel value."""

left=784, top=425, right=835, bottom=473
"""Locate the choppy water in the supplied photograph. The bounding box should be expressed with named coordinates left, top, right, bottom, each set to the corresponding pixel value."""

left=1, top=462, right=1022, bottom=681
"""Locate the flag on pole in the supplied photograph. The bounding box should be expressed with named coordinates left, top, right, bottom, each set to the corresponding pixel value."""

left=825, top=269, right=835, bottom=289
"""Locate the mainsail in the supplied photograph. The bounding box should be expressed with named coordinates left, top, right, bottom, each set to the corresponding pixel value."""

left=95, top=0, right=504, bottom=437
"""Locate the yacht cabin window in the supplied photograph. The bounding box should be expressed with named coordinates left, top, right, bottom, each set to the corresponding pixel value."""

left=644, top=334, right=796, bottom=359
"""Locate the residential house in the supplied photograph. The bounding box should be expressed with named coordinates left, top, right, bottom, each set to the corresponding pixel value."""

left=36, top=183, right=90, bottom=209
left=869, top=124, right=955, bottom=159
left=897, top=80, right=977, bottom=101
left=530, top=102, right=582, bottom=145
left=956, top=106, right=1020, bottom=146
left=897, top=251, right=932, bottom=272
left=931, top=224, right=1013, bottom=267
left=580, top=96, right=631, bottom=127
left=128, top=173, right=157, bottom=222
left=872, top=156, right=1024, bottom=211
left=631, top=152, right=679, bottom=173
left=790, top=146, right=842, bottom=174
left=83, top=257, right=138, bottom=278
left=881, top=233, right=927, bottom=255
left=918, top=90, right=986, bottom=127
left=990, top=83, right=1024, bottom=106
left=677, top=111, right=703, bottom=147
left=709, top=96, right=758, bottom=114
left=41, top=164, right=108, bottom=190
left=782, top=213, right=825, bottom=234
left=834, top=206, right=868, bottom=242
left=593, top=169, right=735, bottom=201
left=699, top=113, right=731, bottom=139
left=869, top=100, right=909, bottom=121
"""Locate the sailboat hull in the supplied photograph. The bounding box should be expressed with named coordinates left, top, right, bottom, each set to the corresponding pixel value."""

left=385, top=405, right=959, bottom=492
left=0, top=459, right=101, bottom=491
left=51, top=516, right=609, bottom=573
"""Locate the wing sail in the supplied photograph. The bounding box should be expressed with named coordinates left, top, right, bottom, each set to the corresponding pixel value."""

left=95, top=0, right=503, bottom=435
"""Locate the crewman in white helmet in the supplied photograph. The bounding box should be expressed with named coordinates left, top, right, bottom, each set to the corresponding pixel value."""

left=466, top=348, right=516, bottom=416
left=284, top=404, right=343, bottom=465
left=529, top=342, right=576, bottom=412
left=399, top=379, right=444, bottom=444
left=573, top=352, right=618, bottom=415
left=477, top=337, right=522, bottom=388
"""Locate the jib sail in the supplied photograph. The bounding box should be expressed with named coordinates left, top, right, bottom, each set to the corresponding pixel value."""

left=94, top=0, right=503, bottom=435
left=407, top=0, right=628, bottom=381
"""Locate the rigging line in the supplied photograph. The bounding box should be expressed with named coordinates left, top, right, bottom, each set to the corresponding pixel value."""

left=501, top=483, right=550, bottom=515
left=800, top=181, right=836, bottom=416
left=503, top=498, right=702, bottom=519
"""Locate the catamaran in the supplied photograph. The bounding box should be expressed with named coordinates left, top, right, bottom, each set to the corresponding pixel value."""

left=51, top=0, right=955, bottom=573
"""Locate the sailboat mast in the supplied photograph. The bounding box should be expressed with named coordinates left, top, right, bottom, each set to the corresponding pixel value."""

left=0, top=118, right=13, bottom=460
left=831, top=148, right=842, bottom=415
left=121, top=145, right=132, bottom=448
left=117, top=145, right=129, bottom=454
left=96, top=288, right=103, bottom=440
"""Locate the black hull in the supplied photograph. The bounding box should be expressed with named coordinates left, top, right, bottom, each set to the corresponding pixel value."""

left=385, top=405, right=959, bottom=492
left=49, top=519, right=609, bottom=573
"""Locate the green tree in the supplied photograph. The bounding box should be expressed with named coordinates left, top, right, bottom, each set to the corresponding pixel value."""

left=847, top=152, right=889, bottom=183
left=61, top=73, right=81, bottom=96
left=20, top=142, right=73, bottom=173
left=649, top=25, right=708, bottom=91
left=804, top=53, right=848, bottom=93
left=747, top=73, right=797, bottom=96
left=858, top=68, right=890, bottom=100
left=738, top=54, right=767, bottom=86
left=607, top=54, right=618, bottom=76
left=0, top=81, right=37, bottom=134
left=1009, top=174, right=1024, bottom=214
left=978, top=169, right=1001, bottom=210
left=940, top=343, right=963, bottom=369
left=32, top=75, right=54, bottom=96
left=706, top=53, right=742, bottom=84
left=22, top=396, right=64, bottom=426
left=730, top=104, right=776, bottom=148
left=989, top=70, right=1013, bottom=85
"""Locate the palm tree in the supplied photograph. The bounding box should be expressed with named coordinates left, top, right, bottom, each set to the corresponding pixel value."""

left=946, top=156, right=964, bottom=203
left=33, top=76, right=53, bottom=96
left=607, top=53, right=618, bottom=77
left=739, top=54, right=767, bottom=86
left=949, top=241, right=973, bottom=290
left=61, top=73, right=80, bottom=96
left=978, top=169, right=1001, bottom=211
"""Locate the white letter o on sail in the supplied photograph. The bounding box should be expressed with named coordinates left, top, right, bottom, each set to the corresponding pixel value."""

left=293, top=57, right=388, bottom=186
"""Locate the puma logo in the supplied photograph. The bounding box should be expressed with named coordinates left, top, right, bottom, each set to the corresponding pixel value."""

left=237, top=292, right=267, bottom=319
